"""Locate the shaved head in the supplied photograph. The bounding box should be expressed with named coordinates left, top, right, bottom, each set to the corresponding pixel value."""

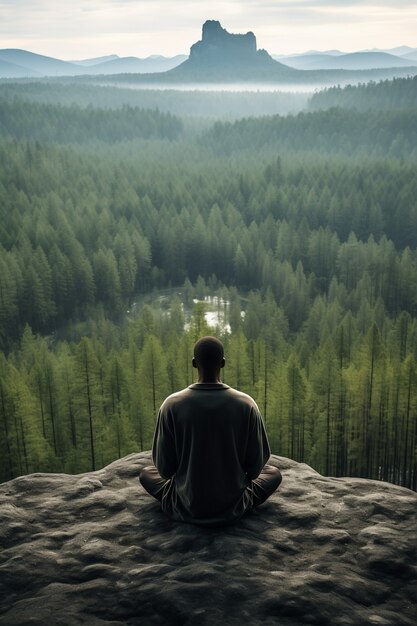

left=193, top=336, right=224, bottom=368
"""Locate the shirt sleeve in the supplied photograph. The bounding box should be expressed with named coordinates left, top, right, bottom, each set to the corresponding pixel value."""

left=244, top=405, right=271, bottom=480
left=152, top=402, right=178, bottom=480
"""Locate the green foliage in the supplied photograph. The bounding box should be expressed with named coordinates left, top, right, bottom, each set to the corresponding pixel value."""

left=0, top=99, right=182, bottom=143
left=0, top=83, right=416, bottom=491
left=310, top=75, right=417, bottom=112
left=0, top=82, right=310, bottom=120
left=1, top=138, right=417, bottom=348
left=205, top=107, right=417, bottom=158
left=1, top=283, right=415, bottom=488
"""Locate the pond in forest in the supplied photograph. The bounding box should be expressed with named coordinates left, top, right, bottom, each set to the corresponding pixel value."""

left=128, top=288, right=245, bottom=334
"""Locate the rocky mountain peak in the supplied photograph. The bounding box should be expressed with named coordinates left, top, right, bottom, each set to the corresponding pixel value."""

left=189, top=19, right=264, bottom=64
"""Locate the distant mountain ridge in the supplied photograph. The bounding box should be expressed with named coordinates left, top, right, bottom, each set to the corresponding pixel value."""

left=0, top=58, right=38, bottom=78
left=90, top=55, right=187, bottom=74
left=0, top=22, right=415, bottom=80
left=275, top=45, right=417, bottom=59
left=276, top=51, right=417, bottom=71
left=401, top=51, right=417, bottom=63
left=0, top=49, right=77, bottom=77
left=122, top=22, right=417, bottom=83
left=0, top=49, right=187, bottom=78
left=70, top=54, right=120, bottom=66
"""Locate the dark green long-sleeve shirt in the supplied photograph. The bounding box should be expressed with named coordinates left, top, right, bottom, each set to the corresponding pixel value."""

left=151, top=382, right=271, bottom=527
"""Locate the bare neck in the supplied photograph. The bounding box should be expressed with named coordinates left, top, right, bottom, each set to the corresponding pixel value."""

left=197, top=369, right=222, bottom=383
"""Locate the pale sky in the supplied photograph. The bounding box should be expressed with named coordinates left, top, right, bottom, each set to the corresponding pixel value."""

left=0, top=0, right=416, bottom=59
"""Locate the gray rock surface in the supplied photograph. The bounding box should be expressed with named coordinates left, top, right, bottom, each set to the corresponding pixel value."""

left=0, top=452, right=416, bottom=626
left=190, top=20, right=257, bottom=63
left=188, top=20, right=275, bottom=68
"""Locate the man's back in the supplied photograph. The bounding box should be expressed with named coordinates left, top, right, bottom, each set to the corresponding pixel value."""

left=152, top=381, right=271, bottom=526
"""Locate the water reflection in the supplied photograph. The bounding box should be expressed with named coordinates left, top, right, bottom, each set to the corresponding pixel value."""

left=185, top=296, right=231, bottom=333
left=129, top=290, right=246, bottom=334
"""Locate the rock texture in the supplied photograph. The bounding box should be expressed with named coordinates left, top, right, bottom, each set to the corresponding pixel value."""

left=0, top=452, right=416, bottom=626
left=190, top=20, right=259, bottom=64
left=171, top=20, right=292, bottom=79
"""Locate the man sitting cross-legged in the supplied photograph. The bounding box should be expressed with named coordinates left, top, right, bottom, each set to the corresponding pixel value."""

left=139, top=335, right=282, bottom=527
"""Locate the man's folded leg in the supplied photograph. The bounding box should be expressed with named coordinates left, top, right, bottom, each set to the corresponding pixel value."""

left=139, top=465, right=170, bottom=502
left=249, top=464, right=282, bottom=508
left=140, top=463, right=282, bottom=513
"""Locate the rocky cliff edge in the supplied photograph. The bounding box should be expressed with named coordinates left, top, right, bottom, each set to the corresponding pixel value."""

left=0, top=452, right=416, bottom=625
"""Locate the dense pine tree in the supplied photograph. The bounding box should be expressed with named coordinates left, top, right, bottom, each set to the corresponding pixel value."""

left=0, top=78, right=416, bottom=490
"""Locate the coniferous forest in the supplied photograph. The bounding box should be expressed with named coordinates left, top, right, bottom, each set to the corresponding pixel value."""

left=0, top=76, right=416, bottom=490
